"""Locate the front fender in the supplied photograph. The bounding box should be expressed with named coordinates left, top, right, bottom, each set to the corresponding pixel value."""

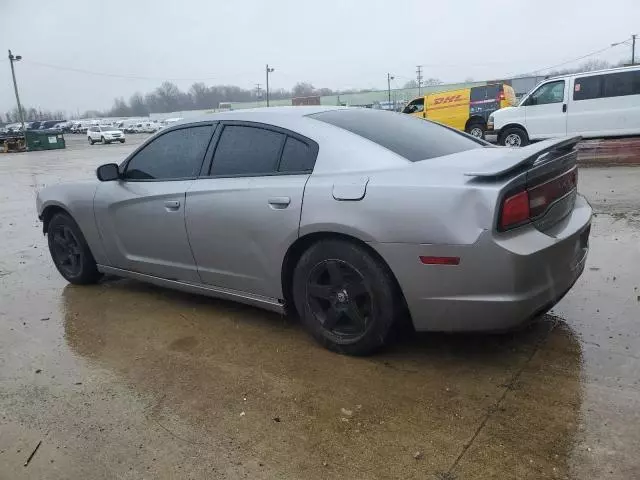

left=36, top=182, right=109, bottom=265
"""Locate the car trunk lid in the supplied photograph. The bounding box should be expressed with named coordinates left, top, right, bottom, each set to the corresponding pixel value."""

left=463, top=137, right=581, bottom=233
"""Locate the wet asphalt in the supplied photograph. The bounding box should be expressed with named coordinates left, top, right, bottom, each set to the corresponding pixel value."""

left=0, top=135, right=639, bottom=479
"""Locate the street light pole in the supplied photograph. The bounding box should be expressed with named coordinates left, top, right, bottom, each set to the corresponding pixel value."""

left=8, top=50, right=26, bottom=132
left=387, top=73, right=394, bottom=104
left=632, top=34, right=637, bottom=65
left=265, top=64, right=274, bottom=107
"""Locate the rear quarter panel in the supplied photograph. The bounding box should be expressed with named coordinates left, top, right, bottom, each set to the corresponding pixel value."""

left=300, top=162, right=499, bottom=246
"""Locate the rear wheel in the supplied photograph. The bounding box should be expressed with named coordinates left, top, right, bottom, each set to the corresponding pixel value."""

left=292, top=239, right=401, bottom=355
left=47, top=213, right=102, bottom=285
left=466, top=121, right=485, bottom=139
left=500, top=127, right=529, bottom=147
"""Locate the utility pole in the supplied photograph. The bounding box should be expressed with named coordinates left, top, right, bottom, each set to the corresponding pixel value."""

left=8, top=50, right=26, bottom=132
left=265, top=64, right=274, bottom=107
left=387, top=73, right=394, bottom=104
left=255, top=83, right=262, bottom=106
left=632, top=34, right=637, bottom=65
left=416, top=65, right=423, bottom=96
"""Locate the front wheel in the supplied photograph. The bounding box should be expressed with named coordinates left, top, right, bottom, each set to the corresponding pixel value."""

left=500, top=127, right=529, bottom=147
left=119, top=139, right=125, bottom=143
left=88, top=137, right=94, bottom=145
left=292, top=239, right=401, bottom=355
left=47, top=213, right=102, bottom=285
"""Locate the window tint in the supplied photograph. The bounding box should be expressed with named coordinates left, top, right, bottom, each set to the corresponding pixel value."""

left=279, top=137, right=315, bottom=172
left=310, top=109, right=481, bottom=162
left=124, top=125, right=213, bottom=180
left=210, top=125, right=284, bottom=176
left=527, top=80, right=565, bottom=105
left=603, top=71, right=640, bottom=97
left=574, top=75, right=602, bottom=100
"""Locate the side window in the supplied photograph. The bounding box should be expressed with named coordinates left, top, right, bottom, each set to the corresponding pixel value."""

left=124, top=125, right=214, bottom=180
left=210, top=125, right=284, bottom=176
left=402, top=98, right=424, bottom=114
left=527, top=80, right=565, bottom=106
left=573, top=75, right=602, bottom=101
left=279, top=137, right=315, bottom=173
left=603, top=71, right=640, bottom=98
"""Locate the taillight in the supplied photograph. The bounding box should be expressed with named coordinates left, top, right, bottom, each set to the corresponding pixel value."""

left=500, top=191, right=530, bottom=230
left=499, top=167, right=578, bottom=231
left=527, top=168, right=577, bottom=217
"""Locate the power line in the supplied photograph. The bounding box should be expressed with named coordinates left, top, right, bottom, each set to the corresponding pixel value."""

left=515, top=40, right=630, bottom=77
left=20, top=59, right=252, bottom=82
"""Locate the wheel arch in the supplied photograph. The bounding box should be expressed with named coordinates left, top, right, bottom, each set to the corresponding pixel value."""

left=40, top=203, right=73, bottom=235
left=280, top=231, right=407, bottom=318
left=465, top=115, right=487, bottom=130
left=498, top=123, right=528, bottom=141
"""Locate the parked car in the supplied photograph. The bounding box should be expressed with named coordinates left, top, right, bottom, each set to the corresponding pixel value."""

left=36, top=107, right=591, bottom=355
left=486, top=65, right=640, bottom=146
left=402, top=83, right=517, bottom=138
left=87, top=125, right=125, bottom=144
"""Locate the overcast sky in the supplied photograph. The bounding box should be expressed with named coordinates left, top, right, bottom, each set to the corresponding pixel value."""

left=1, top=0, right=639, bottom=115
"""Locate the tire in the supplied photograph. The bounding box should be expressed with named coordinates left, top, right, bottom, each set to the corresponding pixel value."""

left=499, top=127, right=529, bottom=147
left=88, top=137, right=94, bottom=145
left=292, top=239, right=401, bottom=355
left=101, top=136, right=109, bottom=144
left=47, top=213, right=102, bottom=285
left=466, top=121, right=485, bottom=139
left=119, top=139, right=125, bottom=143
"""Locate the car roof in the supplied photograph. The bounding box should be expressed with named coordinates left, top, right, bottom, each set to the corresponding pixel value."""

left=544, top=64, right=640, bottom=81
left=172, top=105, right=347, bottom=126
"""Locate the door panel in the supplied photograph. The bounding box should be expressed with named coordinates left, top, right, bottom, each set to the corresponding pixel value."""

left=524, top=80, right=568, bottom=139
left=94, top=180, right=200, bottom=282
left=185, top=175, right=308, bottom=299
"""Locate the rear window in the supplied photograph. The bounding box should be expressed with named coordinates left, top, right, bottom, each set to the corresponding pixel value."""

left=309, top=109, right=482, bottom=161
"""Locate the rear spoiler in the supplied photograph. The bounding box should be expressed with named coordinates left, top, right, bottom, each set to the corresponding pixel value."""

left=464, top=136, right=581, bottom=177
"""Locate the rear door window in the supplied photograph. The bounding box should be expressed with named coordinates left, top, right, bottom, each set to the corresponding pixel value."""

left=310, top=109, right=481, bottom=162
left=210, top=125, right=284, bottom=176
left=278, top=136, right=316, bottom=173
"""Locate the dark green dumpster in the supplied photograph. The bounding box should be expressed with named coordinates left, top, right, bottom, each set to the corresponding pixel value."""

left=25, top=131, right=66, bottom=151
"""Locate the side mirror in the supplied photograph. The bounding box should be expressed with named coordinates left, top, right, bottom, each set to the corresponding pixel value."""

left=96, top=163, right=120, bottom=182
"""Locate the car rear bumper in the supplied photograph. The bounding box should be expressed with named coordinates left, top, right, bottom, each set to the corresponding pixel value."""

left=372, top=194, right=592, bottom=332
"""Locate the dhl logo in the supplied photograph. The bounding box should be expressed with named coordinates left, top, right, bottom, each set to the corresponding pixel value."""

left=433, top=95, right=463, bottom=105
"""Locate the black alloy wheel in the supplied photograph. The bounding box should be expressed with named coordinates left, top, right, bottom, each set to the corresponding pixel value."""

left=306, top=259, right=373, bottom=340
left=50, top=224, right=83, bottom=278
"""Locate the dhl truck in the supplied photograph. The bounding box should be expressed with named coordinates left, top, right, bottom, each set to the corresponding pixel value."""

left=402, top=83, right=516, bottom=138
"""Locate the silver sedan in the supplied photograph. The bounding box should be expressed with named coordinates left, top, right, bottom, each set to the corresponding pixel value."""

left=36, top=107, right=591, bottom=355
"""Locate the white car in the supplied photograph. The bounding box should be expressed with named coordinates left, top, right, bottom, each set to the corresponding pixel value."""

left=487, top=65, right=640, bottom=146
left=87, top=125, right=126, bottom=145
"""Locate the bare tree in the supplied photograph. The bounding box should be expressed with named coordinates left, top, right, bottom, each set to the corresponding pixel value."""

left=403, top=80, right=418, bottom=89
left=292, top=82, right=315, bottom=97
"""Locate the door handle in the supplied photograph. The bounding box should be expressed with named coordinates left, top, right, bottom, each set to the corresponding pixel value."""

left=268, top=196, right=291, bottom=208
left=562, top=104, right=567, bottom=113
left=164, top=200, right=180, bottom=210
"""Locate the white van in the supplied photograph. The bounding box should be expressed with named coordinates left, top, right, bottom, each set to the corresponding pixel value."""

left=487, top=66, right=640, bottom=146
